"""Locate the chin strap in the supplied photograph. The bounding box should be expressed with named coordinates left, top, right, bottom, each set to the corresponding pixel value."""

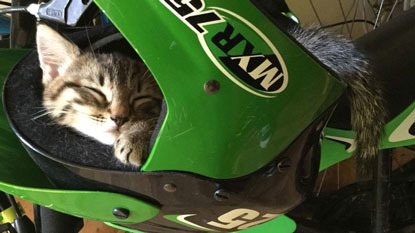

left=2, top=0, right=94, bottom=26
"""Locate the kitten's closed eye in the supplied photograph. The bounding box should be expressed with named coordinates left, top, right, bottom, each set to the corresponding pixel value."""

left=132, top=95, right=155, bottom=106
left=83, top=86, right=108, bottom=103
left=132, top=96, right=161, bottom=116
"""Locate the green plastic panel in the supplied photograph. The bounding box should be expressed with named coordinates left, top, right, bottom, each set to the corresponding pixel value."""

left=107, top=215, right=296, bottom=233
left=320, top=102, right=415, bottom=170
left=95, top=0, right=346, bottom=179
left=383, top=103, right=415, bottom=148
left=0, top=49, right=51, bottom=188
left=0, top=183, right=159, bottom=224
left=320, top=128, right=354, bottom=170
left=0, top=49, right=159, bottom=224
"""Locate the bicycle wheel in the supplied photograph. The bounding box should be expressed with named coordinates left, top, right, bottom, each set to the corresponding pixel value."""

left=286, top=2, right=415, bottom=232
left=287, top=0, right=414, bottom=38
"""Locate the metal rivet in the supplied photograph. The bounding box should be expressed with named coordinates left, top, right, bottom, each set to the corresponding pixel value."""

left=204, top=80, right=220, bottom=94
left=214, top=189, right=230, bottom=201
left=277, top=158, right=291, bottom=173
left=163, top=183, right=177, bottom=193
left=300, top=177, right=309, bottom=186
left=316, top=121, right=325, bottom=131
left=112, top=208, right=130, bottom=219
left=265, top=166, right=277, bottom=176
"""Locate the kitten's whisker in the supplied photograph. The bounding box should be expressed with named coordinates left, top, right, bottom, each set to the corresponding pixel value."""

left=32, top=111, right=55, bottom=120
left=144, top=73, right=153, bottom=81
left=31, top=108, right=49, bottom=116
left=141, top=69, right=150, bottom=80
left=75, top=111, right=101, bottom=120
left=84, top=26, right=97, bottom=60
left=32, top=109, right=72, bottom=120
left=63, top=109, right=106, bottom=122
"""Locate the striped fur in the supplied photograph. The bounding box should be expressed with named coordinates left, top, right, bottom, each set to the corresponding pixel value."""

left=289, top=26, right=387, bottom=159
left=37, top=24, right=162, bottom=165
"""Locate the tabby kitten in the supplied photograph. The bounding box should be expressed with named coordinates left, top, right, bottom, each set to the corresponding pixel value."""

left=36, top=24, right=163, bottom=165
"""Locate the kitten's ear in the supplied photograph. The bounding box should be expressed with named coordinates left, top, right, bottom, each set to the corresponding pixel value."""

left=36, top=24, right=80, bottom=83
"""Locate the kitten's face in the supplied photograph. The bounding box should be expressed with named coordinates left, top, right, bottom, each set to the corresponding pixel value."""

left=37, top=24, right=162, bottom=145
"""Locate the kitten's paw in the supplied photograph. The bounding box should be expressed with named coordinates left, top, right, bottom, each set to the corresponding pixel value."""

left=113, top=135, right=146, bottom=166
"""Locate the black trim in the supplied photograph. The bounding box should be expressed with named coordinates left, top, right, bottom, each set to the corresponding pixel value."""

left=0, top=192, right=11, bottom=211
left=410, top=122, right=415, bottom=136
left=12, top=107, right=333, bottom=232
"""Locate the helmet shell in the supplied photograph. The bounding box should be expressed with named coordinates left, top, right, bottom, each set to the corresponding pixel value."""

left=95, top=0, right=345, bottom=179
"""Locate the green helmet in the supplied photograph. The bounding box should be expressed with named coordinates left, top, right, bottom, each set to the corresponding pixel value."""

left=2, top=0, right=345, bottom=232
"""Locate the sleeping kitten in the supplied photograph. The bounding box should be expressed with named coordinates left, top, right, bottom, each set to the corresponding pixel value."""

left=36, top=24, right=163, bottom=165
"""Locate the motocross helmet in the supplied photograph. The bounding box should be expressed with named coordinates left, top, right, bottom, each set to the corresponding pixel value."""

left=2, top=0, right=345, bottom=232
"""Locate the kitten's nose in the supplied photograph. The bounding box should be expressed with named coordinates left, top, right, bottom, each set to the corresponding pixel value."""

left=110, top=115, right=128, bottom=127
left=110, top=101, right=129, bottom=127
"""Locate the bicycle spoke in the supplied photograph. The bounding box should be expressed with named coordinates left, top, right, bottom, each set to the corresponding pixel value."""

left=339, top=0, right=357, bottom=35
left=316, top=169, right=328, bottom=197
left=347, top=0, right=358, bottom=19
left=349, top=0, right=360, bottom=38
left=309, top=0, right=323, bottom=26
left=337, top=163, right=340, bottom=190
left=386, top=0, right=400, bottom=21
left=393, top=154, right=403, bottom=172
left=338, top=0, right=352, bottom=36
left=365, top=0, right=378, bottom=17
left=362, top=0, right=370, bottom=33
left=374, top=0, right=386, bottom=28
